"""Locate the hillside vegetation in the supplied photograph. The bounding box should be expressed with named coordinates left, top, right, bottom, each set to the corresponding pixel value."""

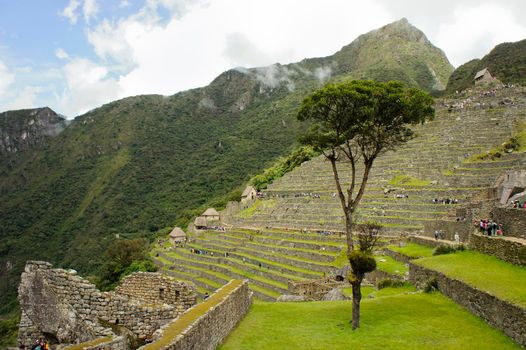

left=0, top=18, right=453, bottom=313
left=446, top=39, right=526, bottom=93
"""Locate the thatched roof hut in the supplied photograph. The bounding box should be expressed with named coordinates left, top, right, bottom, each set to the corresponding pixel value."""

left=169, top=227, right=186, bottom=242
left=241, top=186, right=257, bottom=202
left=194, top=216, right=207, bottom=229
left=202, top=208, right=219, bottom=217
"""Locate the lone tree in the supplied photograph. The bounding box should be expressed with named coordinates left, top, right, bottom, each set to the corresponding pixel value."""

left=297, top=80, right=434, bottom=329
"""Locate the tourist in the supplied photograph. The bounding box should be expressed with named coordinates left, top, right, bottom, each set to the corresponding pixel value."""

left=204, top=292, right=209, bottom=300
left=434, top=230, right=439, bottom=240
left=454, top=233, right=460, bottom=243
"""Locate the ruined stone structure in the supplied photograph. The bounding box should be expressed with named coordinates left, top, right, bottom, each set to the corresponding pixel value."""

left=469, top=233, right=526, bottom=266
left=287, top=277, right=344, bottom=301
left=139, top=280, right=252, bottom=350
left=496, top=170, right=526, bottom=205
left=18, top=261, right=196, bottom=347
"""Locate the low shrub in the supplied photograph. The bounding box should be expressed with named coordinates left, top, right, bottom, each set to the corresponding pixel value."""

left=377, top=278, right=405, bottom=290
left=433, top=245, right=456, bottom=256
left=424, top=277, right=439, bottom=293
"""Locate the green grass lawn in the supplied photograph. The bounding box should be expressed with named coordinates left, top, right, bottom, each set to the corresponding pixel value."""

left=342, top=284, right=417, bottom=299
left=388, top=243, right=435, bottom=258
left=375, top=255, right=408, bottom=276
left=414, top=250, right=526, bottom=307
left=219, top=293, right=520, bottom=350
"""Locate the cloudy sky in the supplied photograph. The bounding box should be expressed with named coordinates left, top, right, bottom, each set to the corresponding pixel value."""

left=0, top=0, right=525, bottom=117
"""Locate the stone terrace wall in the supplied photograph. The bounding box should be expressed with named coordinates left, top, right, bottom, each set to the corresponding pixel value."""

left=469, top=233, right=526, bottom=266
left=140, top=280, right=252, bottom=350
left=491, top=208, right=526, bottom=239
left=18, top=261, right=196, bottom=347
left=423, top=220, right=470, bottom=242
left=288, top=278, right=343, bottom=301
left=409, top=262, right=526, bottom=347
left=115, top=272, right=196, bottom=313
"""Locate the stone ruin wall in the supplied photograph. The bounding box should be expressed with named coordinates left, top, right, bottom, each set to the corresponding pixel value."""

left=139, top=280, right=252, bottom=350
left=115, top=272, right=195, bottom=314
left=491, top=207, right=526, bottom=239
left=469, top=233, right=526, bottom=266
left=18, top=261, right=196, bottom=347
left=409, top=262, right=526, bottom=347
left=288, top=278, right=343, bottom=301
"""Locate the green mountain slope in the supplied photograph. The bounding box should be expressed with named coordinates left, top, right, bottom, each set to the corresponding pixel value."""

left=446, top=39, right=526, bottom=93
left=0, top=18, right=453, bottom=313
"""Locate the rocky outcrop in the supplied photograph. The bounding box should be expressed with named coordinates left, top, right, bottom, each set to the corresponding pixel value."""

left=0, top=107, right=66, bottom=156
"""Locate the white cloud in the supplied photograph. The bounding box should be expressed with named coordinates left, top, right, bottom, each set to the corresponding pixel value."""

left=83, top=0, right=99, bottom=24
left=60, top=0, right=81, bottom=24
left=435, top=3, right=526, bottom=66
left=55, top=48, right=70, bottom=60
left=0, top=60, right=15, bottom=95
left=58, top=58, right=123, bottom=116
left=119, top=0, right=131, bottom=8
left=3, top=86, right=43, bottom=111
left=86, top=0, right=391, bottom=99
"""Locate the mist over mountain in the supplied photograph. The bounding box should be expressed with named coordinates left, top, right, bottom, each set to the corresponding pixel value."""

left=0, top=19, right=454, bottom=313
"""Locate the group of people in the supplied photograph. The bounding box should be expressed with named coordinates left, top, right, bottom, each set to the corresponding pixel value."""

left=511, top=200, right=525, bottom=209
left=432, top=198, right=458, bottom=205
left=478, top=219, right=504, bottom=236
left=394, top=193, right=409, bottom=199
left=295, top=192, right=321, bottom=198
left=19, top=338, right=50, bottom=350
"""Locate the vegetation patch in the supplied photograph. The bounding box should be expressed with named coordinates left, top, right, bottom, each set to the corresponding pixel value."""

left=251, top=146, right=319, bottom=190
left=467, top=122, right=526, bottom=162
left=64, top=337, right=113, bottom=350
left=414, top=250, right=526, bottom=307
left=237, top=199, right=276, bottom=219
left=219, top=293, right=520, bottom=349
left=388, top=174, right=431, bottom=187
left=387, top=243, right=434, bottom=258
left=375, top=255, right=408, bottom=276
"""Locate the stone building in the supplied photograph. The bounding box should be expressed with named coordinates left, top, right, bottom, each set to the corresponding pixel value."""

left=241, top=186, right=257, bottom=203
left=202, top=208, right=220, bottom=221
left=496, top=170, right=526, bottom=205
left=17, top=261, right=196, bottom=347
left=169, top=227, right=186, bottom=246
left=474, top=68, right=497, bottom=85
left=194, top=216, right=207, bottom=230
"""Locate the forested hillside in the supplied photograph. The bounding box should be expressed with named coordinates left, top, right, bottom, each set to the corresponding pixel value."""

left=446, top=39, right=526, bottom=93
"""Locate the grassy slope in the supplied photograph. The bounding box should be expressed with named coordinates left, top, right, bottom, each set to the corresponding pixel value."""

left=388, top=243, right=435, bottom=258
left=219, top=293, right=520, bottom=350
left=414, top=250, right=526, bottom=307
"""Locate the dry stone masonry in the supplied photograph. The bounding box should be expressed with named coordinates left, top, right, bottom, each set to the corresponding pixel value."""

left=18, top=261, right=196, bottom=348
left=409, top=262, right=526, bottom=347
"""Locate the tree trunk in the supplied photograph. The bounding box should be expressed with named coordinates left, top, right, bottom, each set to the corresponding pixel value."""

left=344, top=209, right=353, bottom=254
left=351, top=278, right=362, bottom=330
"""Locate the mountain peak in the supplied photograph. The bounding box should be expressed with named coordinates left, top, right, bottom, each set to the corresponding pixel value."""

left=374, top=18, right=427, bottom=43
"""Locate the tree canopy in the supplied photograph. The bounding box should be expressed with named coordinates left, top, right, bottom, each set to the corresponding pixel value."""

left=297, top=80, right=434, bottom=329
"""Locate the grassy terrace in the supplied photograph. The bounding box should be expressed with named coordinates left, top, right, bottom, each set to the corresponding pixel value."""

left=162, top=250, right=288, bottom=291
left=414, top=251, right=526, bottom=307
left=388, top=243, right=435, bottom=258
left=184, top=243, right=306, bottom=282
left=188, top=240, right=323, bottom=277
left=375, top=255, right=408, bottom=276
left=219, top=293, right=520, bottom=350
left=143, top=280, right=243, bottom=350
left=155, top=251, right=280, bottom=299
